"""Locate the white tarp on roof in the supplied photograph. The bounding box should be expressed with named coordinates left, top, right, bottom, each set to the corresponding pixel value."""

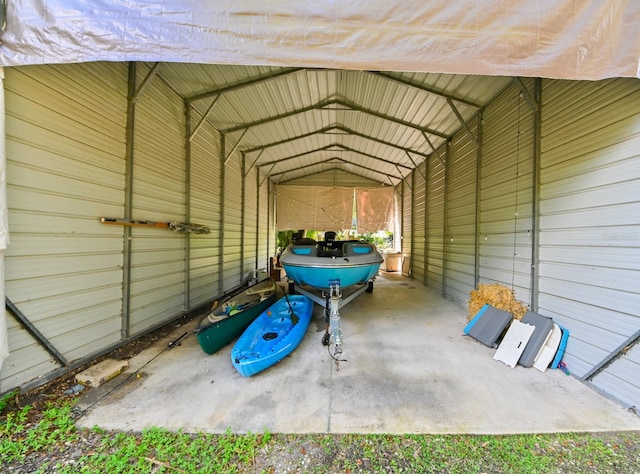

left=0, top=1, right=638, bottom=79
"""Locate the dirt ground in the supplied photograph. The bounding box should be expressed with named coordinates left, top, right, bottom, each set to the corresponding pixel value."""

left=7, top=313, right=198, bottom=418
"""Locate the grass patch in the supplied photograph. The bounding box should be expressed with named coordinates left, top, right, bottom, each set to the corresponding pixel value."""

left=1, top=398, right=639, bottom=473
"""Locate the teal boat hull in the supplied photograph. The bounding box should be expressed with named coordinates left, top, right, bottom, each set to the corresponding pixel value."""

left=231, top=295, right=313, bottom=377
left=281, top=240, right=383, bottom=290
left=196, top=281, right=277, bottom=355
left=283, top=264, right=380, bottom=290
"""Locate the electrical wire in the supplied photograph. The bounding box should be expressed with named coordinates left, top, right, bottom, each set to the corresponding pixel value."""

left=511, top=92, right=522, bottom=292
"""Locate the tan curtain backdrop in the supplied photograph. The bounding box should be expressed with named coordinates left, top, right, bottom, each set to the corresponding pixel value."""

left=356, top=187, right=395, bottom=234
left=276, top=185, right=354, bottom=231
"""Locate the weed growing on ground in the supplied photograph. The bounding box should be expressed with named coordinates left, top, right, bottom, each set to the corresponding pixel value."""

left=1, top=397, right=639, bottom=473
left=0, top=389, right=18, bottom=413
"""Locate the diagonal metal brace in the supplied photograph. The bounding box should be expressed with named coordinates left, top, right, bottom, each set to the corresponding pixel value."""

left=5, top=297, right=68, bottom=366
left=447, top=98, right=478, bottom=145
left=511, top=77, right=538, bottom=113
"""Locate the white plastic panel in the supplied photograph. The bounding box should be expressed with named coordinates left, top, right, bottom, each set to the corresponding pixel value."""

left=493, top=320, right=535, bottom=368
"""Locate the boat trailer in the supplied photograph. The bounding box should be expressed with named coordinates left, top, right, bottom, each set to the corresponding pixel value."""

left=289, top=278, right=374, bottom=371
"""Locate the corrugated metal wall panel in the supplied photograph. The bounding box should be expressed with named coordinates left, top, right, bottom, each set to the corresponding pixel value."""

left=3, top=318, right=58, bottom=388
left=479, top=81, right=535, bottom=305
left=426, top=146, right=446, bottom=292
left=243, top=164, right=258, bottom=279
left=393, top=185, right=402, bottom=252
left=2, top=63, right=127, bottom=388
left=258, top=172, right=271, bottom=272
left=444, top=119, right=479, bottom=306
left=129, top=64, right=186, bottom=335
left=189, top=117, right=222, bottom=307
left=223, top=146, right=244, bottom=292
left=412, top=161, right=426, bottom=282
left=401, top=174, right=412, bottom=276
left=590, top=344, right=640, bottom=409
left=539, top=77, right=640, bottom=409
left=268, top=181, right=278, bottom=262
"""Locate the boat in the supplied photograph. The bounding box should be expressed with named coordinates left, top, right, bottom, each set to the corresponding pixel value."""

left=231, top=295, right=313, bottom=377
left=279, top=233, right=384, bottom=370
left=280, top=235, right=383, bottom=291
left=195, top=278, right=277, bottom=355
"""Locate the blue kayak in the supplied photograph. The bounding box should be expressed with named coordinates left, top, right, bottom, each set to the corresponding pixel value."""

left=231, top=295, right=313, bottom=377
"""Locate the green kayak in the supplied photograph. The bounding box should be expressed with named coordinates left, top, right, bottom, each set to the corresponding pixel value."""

left=195, top=279, right=277, bottom=355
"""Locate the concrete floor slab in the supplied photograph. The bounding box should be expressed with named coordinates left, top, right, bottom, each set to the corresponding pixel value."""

left=76, top=273, right=640, bottom=434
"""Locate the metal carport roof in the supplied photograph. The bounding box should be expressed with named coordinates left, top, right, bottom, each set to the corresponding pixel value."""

left=151, top=65, right=512, bottom=185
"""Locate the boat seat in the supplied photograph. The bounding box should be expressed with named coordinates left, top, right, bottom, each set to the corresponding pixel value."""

left=343, top=242, right=374, bottom=256
left=318, top=240, right=343, bottom=257
left=290, top=243, right=318, bottom=257
left=245, top=279, right=276, bottom=297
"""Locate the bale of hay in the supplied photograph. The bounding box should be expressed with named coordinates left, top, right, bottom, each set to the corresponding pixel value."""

left=468, top=283, right=528, bottom=321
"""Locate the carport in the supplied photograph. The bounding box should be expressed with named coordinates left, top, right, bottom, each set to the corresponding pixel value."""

left=1, top=2, right=640, bottom=418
